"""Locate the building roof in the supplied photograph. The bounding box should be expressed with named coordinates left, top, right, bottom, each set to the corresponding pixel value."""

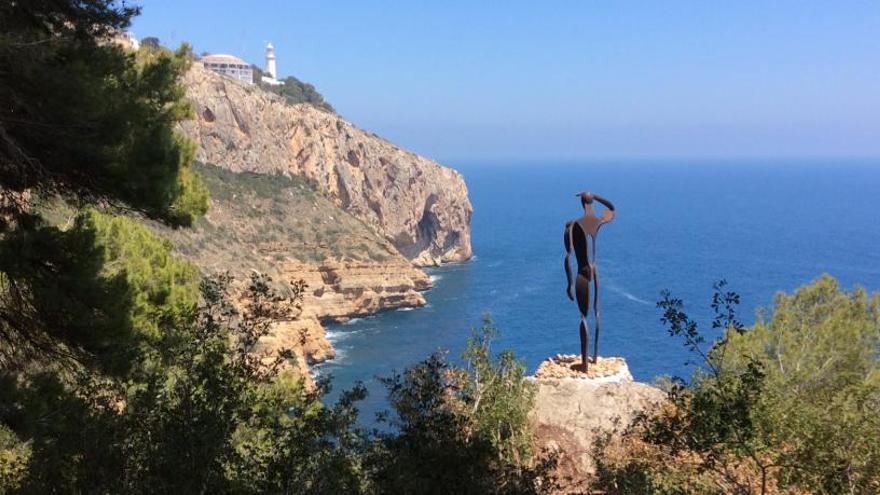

left=201, top=54, right=250, bottom=66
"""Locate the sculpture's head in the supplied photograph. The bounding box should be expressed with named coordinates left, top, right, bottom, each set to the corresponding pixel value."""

left=576, top=191, right=594, bottom=207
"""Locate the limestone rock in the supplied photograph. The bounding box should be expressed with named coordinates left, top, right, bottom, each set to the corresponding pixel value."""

left=253, top=258, right=429, bottom=387
left=179, top=64, right=472, bottom=265
left=256, top=316, right=333, bottom=389
left=529, top=358, right=665, bottom=492
left=150, top=163, right=435, bottom=381
left=280, top=259, right=431, bottom=322
left=218, top=258, right=429, bottom=389
left=535, top=354, right=628, bottom=380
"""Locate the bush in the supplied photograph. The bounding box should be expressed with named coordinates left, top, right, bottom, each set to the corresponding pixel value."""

left=595, top=276, right=880, bottom=494
left=368, top=316, right=558, bottom=495
left=259, top=76, right=334, bottom=112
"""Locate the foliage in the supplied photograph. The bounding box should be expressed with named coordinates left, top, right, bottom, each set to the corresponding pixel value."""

left=0, top=1, right=208, bottom=225
left=0, top=212, right=133, bottom=372
left=0, top=210, right=200, bottom=374
left=141, top=36, right=160, bottom=49
left=2, top=262, right=554, bottom=494
left=88, top=210, right=200, bottom=342
left=115, top=273, right=367, bottom=494
left=0, top=425, right=29, bottom=494
left=0, top=267, right=372, bottom=493
left=459, top=315, right=537, bottom=465
left=0, top=0, right=208, bottom=382
left=257, top=74, right=335, bottom=112
left=0, top=211, right=203, bottom=491
left=595, top=275, right=880, bottom=494
left=368, top=316, right=557, bottom=495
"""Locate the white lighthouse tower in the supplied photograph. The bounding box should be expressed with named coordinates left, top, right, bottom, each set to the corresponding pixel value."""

left=262, top=42, right=282, bottom=85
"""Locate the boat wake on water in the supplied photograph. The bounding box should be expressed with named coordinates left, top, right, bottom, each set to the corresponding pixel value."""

left=607, top=285, right=652, bottom=306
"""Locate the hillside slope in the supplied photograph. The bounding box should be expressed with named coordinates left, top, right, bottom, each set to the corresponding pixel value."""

left=179, top=64, right=472, bottom=266
left=150, top=164, right=432, bottom=372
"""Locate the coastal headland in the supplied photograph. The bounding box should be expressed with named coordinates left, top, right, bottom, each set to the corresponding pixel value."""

left=165, top=63, right=473, bottom=378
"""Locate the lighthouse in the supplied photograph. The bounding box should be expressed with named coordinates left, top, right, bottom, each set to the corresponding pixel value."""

left=265, top=42, right=277, bottom=78
left=262, top=42, right=282, bottom=85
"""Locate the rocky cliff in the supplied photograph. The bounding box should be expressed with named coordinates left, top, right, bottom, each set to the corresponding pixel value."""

left=151, top=164, right=433, bottom=378
left=179, top=64, right=472, bottom=266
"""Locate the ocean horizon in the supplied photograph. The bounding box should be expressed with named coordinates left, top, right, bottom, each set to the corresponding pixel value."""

left=318, top=159, right=880, bottom=423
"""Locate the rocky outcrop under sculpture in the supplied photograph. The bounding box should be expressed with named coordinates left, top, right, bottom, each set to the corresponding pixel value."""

left=529, top=357, right=664, bottom=492
left=179, top=64, right=472, bottom=265
left=534, top=354, right=629, bottom=380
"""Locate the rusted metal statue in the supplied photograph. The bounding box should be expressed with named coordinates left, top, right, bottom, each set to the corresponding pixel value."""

left=564, top=192, right=616, bottom=371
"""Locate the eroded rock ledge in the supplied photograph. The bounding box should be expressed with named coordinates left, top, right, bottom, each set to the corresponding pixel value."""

left=281, top=259, right=431, bottom=323
left=152, top=164, right=436, bottom=380
left=242, top=258, right=432, bottom=387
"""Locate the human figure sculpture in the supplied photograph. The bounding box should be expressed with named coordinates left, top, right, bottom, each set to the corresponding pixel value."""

left=564, top=192, right=616, bottom=371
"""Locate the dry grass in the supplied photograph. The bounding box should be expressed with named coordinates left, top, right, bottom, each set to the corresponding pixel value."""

left=154, top=163, right=399, bottom=275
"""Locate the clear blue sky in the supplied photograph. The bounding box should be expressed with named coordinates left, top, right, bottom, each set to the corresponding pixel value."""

left=131, top=1, right=880, bottom=162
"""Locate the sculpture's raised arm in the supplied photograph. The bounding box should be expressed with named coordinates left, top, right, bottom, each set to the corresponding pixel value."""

left=563, top=221, right=574, bottom=301
left=594, top=194, right=616, bottom=222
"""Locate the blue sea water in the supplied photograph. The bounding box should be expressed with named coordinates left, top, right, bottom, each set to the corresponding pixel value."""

left=317, top=160, right=880, bottom=422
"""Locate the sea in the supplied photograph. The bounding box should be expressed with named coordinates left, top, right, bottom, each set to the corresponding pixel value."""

left=316, top=160, right=880, bottom=423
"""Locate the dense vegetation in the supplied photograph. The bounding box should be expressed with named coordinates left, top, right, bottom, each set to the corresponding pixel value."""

left=368, top=318, right=557, bottom=494
left=2, top=2, right=878, bottom=494
left=0, top=0, right=207, bottom=372
left=0, top=1, right=208, bottom=227
left=253, top=65, right=335, bottom=112
left=595, top=276, right=880, bottom=494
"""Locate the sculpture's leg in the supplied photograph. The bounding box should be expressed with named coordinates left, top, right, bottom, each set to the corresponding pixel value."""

left=575, top=273, right=591, bottom=371
left=579, top=317, right=588, bottom=371
left=592, top=266, right=601, bottom=363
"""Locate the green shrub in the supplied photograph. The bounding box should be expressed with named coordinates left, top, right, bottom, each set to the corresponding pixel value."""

left=596, top=276, right=880, bottom=494
left=369, top=316, right=557, bottom=494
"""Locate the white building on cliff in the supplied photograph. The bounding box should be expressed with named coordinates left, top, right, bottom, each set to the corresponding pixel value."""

left=261, top=42, right=283, bottom=86
left=202, top=54, right=253, bottom=85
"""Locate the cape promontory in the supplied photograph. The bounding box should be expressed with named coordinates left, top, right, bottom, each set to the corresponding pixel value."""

left=160, top=64, right=474, bottom=380
left=179, top=63, right=472, bottom=266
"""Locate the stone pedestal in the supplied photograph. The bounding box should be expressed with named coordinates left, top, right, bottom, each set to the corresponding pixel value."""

left=534, top=354, right=632, bottom=382
left=528, top=356, right=664, bottom=492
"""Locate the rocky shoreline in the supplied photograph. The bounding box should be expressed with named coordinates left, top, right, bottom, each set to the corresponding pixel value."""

left=260, top=258, right=433, bottom=378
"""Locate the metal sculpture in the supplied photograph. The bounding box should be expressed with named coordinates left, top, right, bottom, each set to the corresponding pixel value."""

left=564, top=191, right=616, bottom=371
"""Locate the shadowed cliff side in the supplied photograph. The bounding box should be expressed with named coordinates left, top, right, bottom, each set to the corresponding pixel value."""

left=179, top=64, right=472, bottom=266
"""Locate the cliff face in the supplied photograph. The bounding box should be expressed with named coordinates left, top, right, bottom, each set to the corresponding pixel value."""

left=179, top=64, right=472, bottom=266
